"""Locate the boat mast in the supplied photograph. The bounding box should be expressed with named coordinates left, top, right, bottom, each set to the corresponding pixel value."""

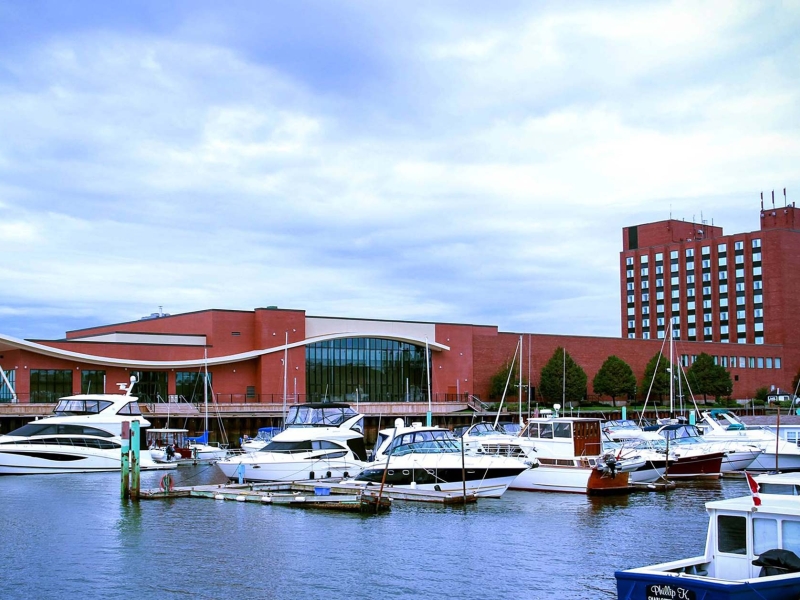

left=669, top=322, right=674, bottom=419
left=425, top=337, right=432, bottom=427
left=518, top=335, right=523, bottom=426
left=204, top=347, right=209, bottom=436
left=283, top=331, right=288, bottom=424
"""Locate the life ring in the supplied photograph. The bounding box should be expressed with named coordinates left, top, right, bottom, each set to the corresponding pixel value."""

left=160, top=473, right=175, bottom=493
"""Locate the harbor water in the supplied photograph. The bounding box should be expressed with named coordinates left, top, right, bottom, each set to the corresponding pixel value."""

left=0, top=467, right=749, bottom=599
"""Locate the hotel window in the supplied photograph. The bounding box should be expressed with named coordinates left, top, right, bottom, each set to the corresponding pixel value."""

left=688, top=288, right=695, bottom=297
left=640, top=255, right=649, bottom=263
left=642, top=280, right=649, bottom=289
left=655, top=266, right=664, bottom=275
left=752, top=252, right=761, bottom=262
left=656, top=291, right=664, bottom=300
left=754, top=280, right=762, bottom=290
left=626, top=257, right=634, bottom=265
left=657, top=331, right=665, bottom=339
left=754, top=308, right=763, bottom=318
left=748, top=357, right=755, bottom=368
left=718, top=243, right=727, bottom=253
left=720, top=298, right=728, bottom=307
left=642, top=306, right=650, bottom=314
left=704, top=327, right=712, bottom=336
left=753, top=266, right=762, bottom=276
left=704, top=313, right=712, bottom=322
left=671, top=263, right=679, bottom=272
left=627, top=307, right=635, bottom=316
left=718, top=257, right=727, bottom=267
left=688, top=327, right=696, bottom=337
left=688, top=301, right=696, bottom=310
left=641, top=293, right=649, bottom=302
left=736, top=296, right=745, bottom=306
left=672, top=289, right=680, bottom=298
left=735, top=269, right=745, bottom=278
left=671, top=276, right=679, bottom=285
left=642, top=318, right=650, bottom=327
left=627, top=294, right=635, bottom=303
left=702, top=272, right=711, bottom=282
left=721, top=356, right=728, bottom=367
left=688, top=314, right=696, bottom=324
left=673, top=328, right=681, bottom=338
left=703, top=300, right=712, bottom=309
left=737, top=310, right=746, bottom=319
left=721, top=325, right=729, bottom=334
left=628, top=320, right=635, bottom=328
left=754, top=294, right=763, bottom=304
left=672, top=302, right=680, bottom=311
left=655, top=252, right=663, bottom=261
left=757, top=357, right=764, bottom=368
left=738, top=336, right=747, bottom=344
left=702, top=259, right=711, bottom=269
left=755, top=322, right=764, bottom=332
left=656, top=278, right=664, bottom=287
left=719, top=271, right=727, bottom=280
left=686, top=261, right=695, bottom=271
left=687, top=274, right=695, bottom=284
left=686, top=248, right=694, bottom=258
left=752, top=239, right=761, bottom=248
left=643, top=332, right=650, bottom=339
left=702, top=246, right=710, bottom=255
left=755, top=336, right=764, bottom=345
left=720, top=284, right=728, bottom=293
left=720, top=311, right=728, bottom=321
left=766, top=357, right=773, bottom=368
left=641, top=267, right=649, bottom=276
left=657, top=317, right=665, bottom=326
left=627, top=282, right=634, bottom=290
left=739, top=357, right=746, bottom=368
left=736, top=282, right=745, bottom=292
left=671, top=250, right=679, bottom=259
left=735, top=241, right=744, bottom=251
left=626, top=269, right=634, bottom=278
left=776, top=358, right=781, bottom=368
left=735, top=255, right=744, bottom=264
left=628, top=333, right=635, bottom=339
left=703, top=286, right=711, bottom=295
left=737, top=324, right=746, bottom=333
left=672, top=316, right=680, bottom=325
left=656, top=303, right=664, bottom=313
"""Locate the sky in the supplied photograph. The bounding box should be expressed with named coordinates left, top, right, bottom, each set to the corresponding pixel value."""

left=0, top=1, right=798, bottom=341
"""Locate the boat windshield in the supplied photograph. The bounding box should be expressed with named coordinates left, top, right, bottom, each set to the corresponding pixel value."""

left=53, top=399, right=113, bottom=416
left=387, top=430, right=461, bottom=456
left=468, top=423, right=499, bottom=436
left=285, top=405, right=359, bottom=427
left=660, top=425, right=703, bottom=441
left=261, top=440, right=344, bottom=453
left=5, top=423, right=115, bottom=438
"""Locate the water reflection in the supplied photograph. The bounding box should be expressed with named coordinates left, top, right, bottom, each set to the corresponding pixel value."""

left=0, top=470, right=752, bottom=600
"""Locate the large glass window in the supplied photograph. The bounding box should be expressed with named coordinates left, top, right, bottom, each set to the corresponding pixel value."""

left=306, top=338, right=432, bottom=403
left=129, top=371, right=168, bottom=404
left=0, top=368, right=15, bottom=402
left=81, top=370, right=105, bottom=394
left=30, top=369, right=73, bottom=403
left=718, top=515, right=747, bottom=554
left=176, top=371, right=212, bottom=403
left=753, top=518, right=778, bottom=555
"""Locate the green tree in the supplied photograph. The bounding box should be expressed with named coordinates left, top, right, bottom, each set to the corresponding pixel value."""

left=592, top=355, right=637, bottom=407
left=641, top=352, right=677, bottom=402
left=488, top=360, right=526, bottom=400
left=754, top=386, right=769, bottom=403
left=687, top=352, right=733, bottom=403
left=539, top=347, right=587, bottom=404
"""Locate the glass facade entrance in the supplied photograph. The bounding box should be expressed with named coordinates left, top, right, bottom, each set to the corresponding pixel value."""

left=305, top=338, right=431, bottom=403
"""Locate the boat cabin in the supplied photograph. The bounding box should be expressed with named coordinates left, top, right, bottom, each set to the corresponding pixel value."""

left=285, top=403, right=362, bottom=430
left=520, top=417, right=605, bottom=461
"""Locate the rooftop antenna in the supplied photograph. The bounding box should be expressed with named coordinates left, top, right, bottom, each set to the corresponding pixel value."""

left=761, top=191, right=764, bottom=210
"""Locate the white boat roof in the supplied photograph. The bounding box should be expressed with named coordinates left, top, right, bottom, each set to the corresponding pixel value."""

left=755, top=471, right=800, bottom=484
left=706, top=493, right=800, bottom=516
left=147, top=428, right=189, bottom=434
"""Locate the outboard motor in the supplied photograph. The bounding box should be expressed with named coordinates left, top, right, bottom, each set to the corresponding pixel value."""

left=598, top=452, right=618, bottom=478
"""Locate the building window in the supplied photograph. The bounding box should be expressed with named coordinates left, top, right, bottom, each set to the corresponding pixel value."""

left=626, top=256, right=634, bottom=265
left=81, top=370, right=105, bottom=394
left=718, top=257, right=727, bottom=267
left=748, top=357, right=755, bottom=368
left=754, top=280, right=762, bottom=290
left=642, top=332, right=650, bottom=339
left=703, top=300, right=712, bottom=309
left=671, top=263, right=679, bottom=273
left=656, top=303, right=664, bottom=313
left=736, top=296, right=746, bottom=306
left=735, top=254, right=744, bottom=264
left=704, top=313, right=712, bottom=322
left=628, top=307, right=635, bottom=316
left=704, top=327, right=712, bottom=336
left=175, top=371, right=212, bottom=403
left=641, top=267, right=649, bottom=276
left=627, top=294, right=635, bottom=303
left=757, top=357, right=764, bottom=368
left=755, top=322, right=764, bottom=332
left=688, top=327, right=696, bottom=337
left=628, top=320, right=635, bottom=328
left=628, top=333, right=636, bottom=339
left=687, top=288, right=695, bottom=298
left=703, top=286, right=711, bottom=296
left=721, top=325, right=729, bottom=334
left=718, top=243, right=727, bottom=253
left=656, top=291, right=664, bottom=300
left=642, top=306, right=650, bottom=314
left=702, top=246, right=710, bottom=255
left=753, top=266, right=762, bottom=276
left=720, top=284, right=728, bottom=293
left=671, top=250, right=679, bottom=259
left=735, top=241, right=744, bottom=251
left=754, top=308, right=763, bottom=318
left=702, top=272, right=711, bottom=282
left=721, top=356, right=728, bottom=367
left=627, top=282, right=634, bottom=291
left=626, top=269, right=634, bottom=278
left=735, top=269, right=745, bottom=278
left=737, top=324, right=747, bottom=334
left=657, top=331, right=665, bottom=339
left=766, top=357, right=773, bottom=368
left=720, top=298, right=728, bottom=307
left=737, top=310, right=746, bottom=319
left=752, top=239, right=761, bottom=248
left=755, top=336, right=764, bottom=345
left=719, top=271, right=727, bottom=280
left=656, top=278, right=664, bottom=288
left=30, top=369, right=73, bottom=403
left=686, top=248, right=694, bottom=258
left=688, top=301, right=696, bottom=310
left=754, top=294, right=763, bottom=304
left=0, top=369, right=14, bottom=402
left=642, top=293, right=649, bottom=302
left=686, top=261, right=695, bottom=271
left=655, top=252, right=663, bottom=261
left=776, top=358, right=782, bottom=369
left=640, top=254, right=649, bottom=263
left=642, top=319, right=650, bottom=328
left=687, top=275, right=695, bottom=284
left=642, top=280, right=649, bottom=289
left=671, top=276, right=679, bottom=286
left=688, top=314, right=696, bottom=324
left=739, top=357, right=746, bottom=368
left=752, top=252, right=761, bottom=262
left=702, top=259, right=711, bottom=269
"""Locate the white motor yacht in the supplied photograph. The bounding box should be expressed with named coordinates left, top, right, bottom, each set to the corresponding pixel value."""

left=349, top=419, right=530, bottom=498
left=657, top=423, right=763, bottom=473
left=147, top=428, right=229, bottom=462
left=215, top=403, right=368, bottom=482
left=0, top=377, right=158, bottom=475
left=697, top=409, right=800, bottom=472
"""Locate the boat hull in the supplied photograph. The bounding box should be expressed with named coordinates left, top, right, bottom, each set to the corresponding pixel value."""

left=666, top=452, right=724, bottom=479
left=216, top=453, right=366, bottom=483
left=510, top=464, right=630, bottom=494
left=616, top=568, right=800, bottom=600
left=0, top=446, right=161, bottom=475
left=748, top=452, right=800, bottom=472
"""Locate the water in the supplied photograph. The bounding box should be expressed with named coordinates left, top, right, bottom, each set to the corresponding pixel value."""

left=0, top=467, right=749, bottom=599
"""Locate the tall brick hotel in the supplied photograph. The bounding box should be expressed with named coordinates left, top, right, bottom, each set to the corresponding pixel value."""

left=1, top=204, right=798, bottom=411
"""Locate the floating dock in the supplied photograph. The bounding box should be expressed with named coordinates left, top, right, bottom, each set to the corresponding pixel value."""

left=140, top=479, right=478, bottom=510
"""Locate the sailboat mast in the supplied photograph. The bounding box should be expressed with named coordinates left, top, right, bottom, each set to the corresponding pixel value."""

left=283, top=331, right=288, bottom=424
left=518, top=335, right=523, bottom=426
left=669, top=322, right=674, bottom=419
left=425, top=337, right=432, bottom=427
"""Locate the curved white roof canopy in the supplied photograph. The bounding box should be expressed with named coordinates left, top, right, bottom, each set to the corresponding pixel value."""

left=0, top=332, right=449, bottom=369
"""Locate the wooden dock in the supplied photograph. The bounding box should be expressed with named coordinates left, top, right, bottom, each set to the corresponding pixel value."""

left=139, top=479, right=478, bottom=509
